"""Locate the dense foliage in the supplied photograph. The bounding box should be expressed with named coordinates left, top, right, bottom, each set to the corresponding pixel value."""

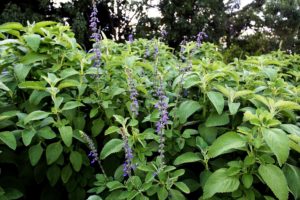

left=0, top=22, right=300, bottom=200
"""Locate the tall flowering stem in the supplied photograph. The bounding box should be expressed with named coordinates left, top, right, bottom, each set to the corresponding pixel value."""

left=126, top=69, right=139, bottom=117
left=80, top=131, right=107, bottom=178
left=89, top=0, right=101, bottom=70
left=120, top=128, right=134, bottom=177
left=155, top=79, right=169, bottom=170
left=196, top=32, right=208, bottom=47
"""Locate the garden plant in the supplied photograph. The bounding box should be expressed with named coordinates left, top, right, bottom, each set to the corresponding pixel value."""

left=0, top=3, right=300, bottom=200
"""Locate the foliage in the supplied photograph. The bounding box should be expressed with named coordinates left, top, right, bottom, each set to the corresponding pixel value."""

left=0, top=22, right=300, bottom=200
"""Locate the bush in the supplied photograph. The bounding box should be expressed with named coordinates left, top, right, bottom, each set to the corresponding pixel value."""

left=0, top=22, right=300, bottom=200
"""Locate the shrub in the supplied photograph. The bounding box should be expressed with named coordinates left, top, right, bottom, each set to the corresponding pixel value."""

left=0, top=22, right=300, bottom=200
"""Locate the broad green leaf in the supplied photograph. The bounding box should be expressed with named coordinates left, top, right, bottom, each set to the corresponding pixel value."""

left=177, top=100, right=202, bottom=124
left=0, top=22, right=23, bottom=30
left=169, top=189, right=185, bottom=200
left=61, top=101, right=83, bottom=111
left=59, top=68, right=79, bottom=79
left=18, top=81, right=46, bottom=90
left=20, top=52, right=48, bottom=65
left=106, top=181, right=125, bottom=191
left=173, top=152, right=201, bottom=165
left=207, top=91, right=224, bottom=115
left=61, top=164, right=73, bottom=183
left=258, top=164, right=288, bottom=200
left=87, top=195, right=102, bottom=200
left=29, top=90, right=49, bottom=105
left=70, top=151, right=82, bottom=172
left=0, top=110, right=19, bottom=121
left=157, top=187, right=168, bottom=200
left=262, top=128, right=289, bottom=166
left=205, top=113, right=229, bottom=127
left=208, top=132, right=246, bottom=158
left=203, top=168, right=240, bottom=199
left=37, top=126, right=56, bottom=139
left=22, top=129, right=36, bottom=146
left=0, top=81, right=10, bottom=92
left=280, top=124, right=300, bottom=136
left=28, top=143, right=43, bottom=166
left=46, top=141, right=63, bottom=165
left=14, top=64, right=32, bottom=82
left=282, top=164, right=300, bottom=199
left=198, top=125, right=218, bottom=144
left=100, top=139, right=123, bottom=159
left=242, top=174, right=253, bottom=189
left=113, top=115, right=126, bottom=125
left=174, top=182, right=190, bottom=194
left=183, top=74, right=200, bottom=89
left=3, top=188, right=23, bottom=199
left=59, top=126, right=73, bottom=147
left=24, top=111, right=50, bottom=124
left=104, top=126, right=120, bottom=135
left=92, top=118, right=105, bottom=137
left=58, top=79, right=80, bottom=89
left=24, top=34, right=41, bottom=51
left=0, top=131, right=16, bottom=150
left=228, top=102, right=240, bottom=115
left=47, top=165, right=60, bottom=186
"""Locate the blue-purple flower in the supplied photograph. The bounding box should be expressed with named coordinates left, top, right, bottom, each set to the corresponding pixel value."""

left=89, top=2, right=101, bottom=68
left=196, top=32, right=208, bottom=47
left=80, top=131, right=99, bottom=165
left=154, top=80, right=169, bottom=166
left=126, top=69, right=139, bottom=117
left=120, top=128, right=134, bottom=177
left=128, top=34, right=134, bottom=43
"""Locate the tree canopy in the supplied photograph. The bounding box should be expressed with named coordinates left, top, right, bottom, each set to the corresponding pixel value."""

left=1, top=0, right=299, bottom=55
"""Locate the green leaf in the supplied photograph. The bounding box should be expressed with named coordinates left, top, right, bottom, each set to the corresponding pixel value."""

left=4, top=188, right=23, bottom=199
left=113, top=115, right=126, bottom=125
left=70, top=151, right=82, bottom=172
left=47, top=165, right=60, bottom=186
left=228, top=102, right=240, bottom=115
left=24, top=34, right=41, bottom=51
left=107, top=181, right=125, bottom=191
left=203, top=168, right=240, bottom=199
left=87, top=195, right=102, bottom=200
left=0, top=22, right=23, bottom=30
left=173, top=152, right=201, bottom=165
left=208, top=132, right=246, bottom=158
left=14, top=64, right=32, bottom=82
left=207, top=91, right=224, bottom=115
left=0, top=131, right=16, bottom=150
left=262, top=128, right=289, bottom=166
left=280, top=124, right=300, bottom=136
left=28, top=143, right=43, bottom=166
left=0, top=81, right=10, bottom=92
left=20, top=52, right=48, bottom=65
left=157, top=187, right=168, bottom=200
left=177, top=100, right=202, bottom=124
left=282, top=164, right=300, bottom=199
left=104, top=126, right=120, bottom=135
left=37, top=126, right=56, bottom=139
left=59, top=126, right=73, bottom=147
left=61, top=164, right=73, bottom=183
left=46, top=141, right=63, bottom=165
left=205, top=113, right=230, bottom=127
left=0, top=110, right=19, bottom=121
left=183, top=74, right=200, bottom=89
left=242, top=174, right=253, bottom=189
left=92, top=118, right=105, bottom=137
left=18, top=81, right=46, bottom=90
left=58, top=79, right=80, bottom=89
left=24, top=111, right=50, bottom=124
left=174, top=182, right=190, bottom=194
left=169, top=189, right=186, bottom=200
left=22, top=129, right=36, bottom=146
left=61, top=101, right=83, bottom=111
left=258, top=164, right=289, bottom=200
left=100, top=139, right=123, bottom=159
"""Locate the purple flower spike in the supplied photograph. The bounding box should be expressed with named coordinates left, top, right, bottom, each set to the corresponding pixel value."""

left=120, top=128, right=134, bottom=177
left=80, top=131, right=100, bottom=166
left=89, top=2, right=102, bottom=69
left=196, top=32, right=208, bottom=47
left=161, top=30, right=168, bottom=38
left=126, top=69, right=139, bottom=117
left=155, top=80, right=169, bottom=167
left=128, top=34, right=134, bottom=43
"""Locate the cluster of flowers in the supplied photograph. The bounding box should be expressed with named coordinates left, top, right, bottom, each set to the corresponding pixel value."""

left=126, top=69, right=139, bottom=117
left=80, top=131, right=100, bottom=166
left=120, top=128, right=134, bottom=177
left=89, top=0, right=101, bottom=69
